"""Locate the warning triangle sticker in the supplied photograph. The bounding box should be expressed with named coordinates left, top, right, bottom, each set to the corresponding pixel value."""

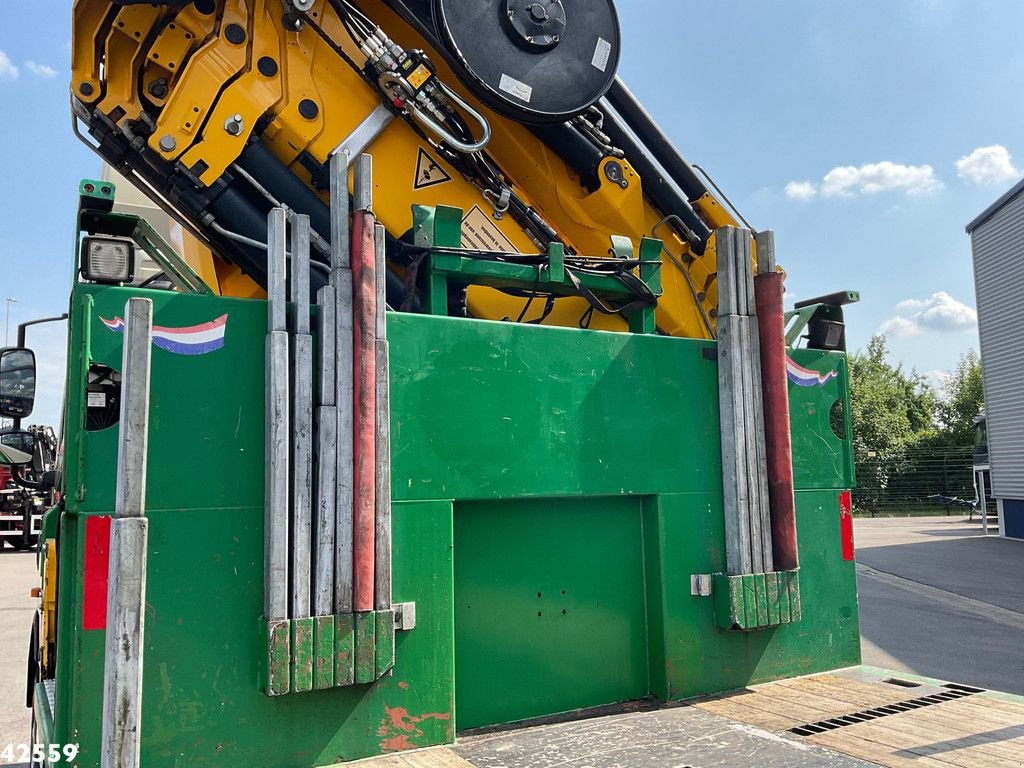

left=414, top=148, right=453, bottom=190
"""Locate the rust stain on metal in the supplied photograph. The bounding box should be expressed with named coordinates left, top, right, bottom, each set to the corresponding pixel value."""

left=377, top=706, right=451, bottom=752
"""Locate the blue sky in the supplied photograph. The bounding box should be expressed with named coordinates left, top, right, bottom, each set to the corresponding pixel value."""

left=1, top=1, right=1022, bottom=428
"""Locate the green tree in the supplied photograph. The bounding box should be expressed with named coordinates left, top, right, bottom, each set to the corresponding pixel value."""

left=935, top=350, right=985, bottom=446
left=849, top=335, right=937, bottom=464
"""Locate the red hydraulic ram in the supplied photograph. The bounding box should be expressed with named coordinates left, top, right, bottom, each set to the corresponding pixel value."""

left=351, top=209, right=377, bottom=612
left=754, top=269, right=799, bottom=571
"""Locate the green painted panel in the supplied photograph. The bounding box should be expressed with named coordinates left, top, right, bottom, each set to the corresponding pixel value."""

left=788, top=350, right=855, bottom=491
left=651, top=491, right=860, bottom=700
left=388, top=314, right=722, bottom=502
left=454, top=497, right=649, bottom=729
left=63, top=286, right=268, bottom=514
left=55, top=501, right=454, bottom=767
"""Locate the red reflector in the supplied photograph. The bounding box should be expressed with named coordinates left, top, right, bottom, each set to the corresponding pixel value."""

left=82, top=516, right=112, bottom=630
left=839, top=490, right=855, bottom=561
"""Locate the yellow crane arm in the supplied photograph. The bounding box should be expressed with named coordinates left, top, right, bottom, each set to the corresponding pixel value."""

left=72, top=0, right=751, bottom=339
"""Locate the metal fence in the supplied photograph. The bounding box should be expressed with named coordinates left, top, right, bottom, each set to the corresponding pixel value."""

left=853, top=446, right=976, bottom=517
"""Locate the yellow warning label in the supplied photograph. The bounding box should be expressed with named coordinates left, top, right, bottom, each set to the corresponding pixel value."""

left=414, top=148, right=453, bottom=190
left=461, top=206, right=518, bottom=254
left=407, top=64, right=432, bottom=90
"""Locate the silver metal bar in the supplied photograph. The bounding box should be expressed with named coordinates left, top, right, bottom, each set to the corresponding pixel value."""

left=268, top=209, right=288, bottom=332
left=318, top=285, right=337, bottom=407
left=314, top=405, right=337, bottom=616
left=330, top=152, right=351, bottom=271
left=265, top=331, right=290, bottom=621
left=755, top=230, right=777, bottom=275
left=374, top=338, right=392, bottom=611
left=114, top=298, right=153, bottom=519
left=290, top=213, right=314, bottom=619
left=100, top=518, right=149, bottom=768
left=739, top=231, right=756, bottom=316
left=354, top=154, right=373, bottom=213
left=314, top=283, right=338, bottom=617
left=331, top=104, right=395, bottom=162
left=291, top=213, right=312, bottom=334
left=101, top=297, right=153, bottom=768
left=719, top=314, right=752, bottom=576
left=373, top=222, right=391, bottom=610
left=265, top=208, right=290, bottom=621
left=749, top=314, right=774, bottom=573
left=375, top=223, right=387, bottom=341
left=716, top=227, right=739, bottom=318
left=739, top=317, right=763, bottom=574
left=330, top=152, right=356, bottom=614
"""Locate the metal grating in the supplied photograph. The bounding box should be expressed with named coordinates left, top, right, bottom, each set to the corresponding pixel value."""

left=788, top=683, right=985, bottom=736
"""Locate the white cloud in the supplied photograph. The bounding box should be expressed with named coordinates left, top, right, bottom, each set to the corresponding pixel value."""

left=786, top=161, right=942, bottom=202
left=821, top=161, right=942, bottom=197
left=879, top=315, right=922, bottom=339
left=24, top=60, right=57, bottom=79
left=881, top=292, right=977, bottom=339
left=785, top=181, right=817, bottom=200
left=956, top=145, right=1020, bottom=186
left=0, top=50, right=19, bottom=81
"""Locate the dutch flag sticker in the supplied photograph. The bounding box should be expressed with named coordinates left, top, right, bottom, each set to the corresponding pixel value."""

left=101, top=314, right=228, bottom=356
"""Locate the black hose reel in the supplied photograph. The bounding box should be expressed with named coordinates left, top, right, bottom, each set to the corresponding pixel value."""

left=431, top=0, right=621, bottom=124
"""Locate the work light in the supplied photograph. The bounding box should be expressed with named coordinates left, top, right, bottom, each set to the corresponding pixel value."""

left=81, top=237, right=135, bottom=285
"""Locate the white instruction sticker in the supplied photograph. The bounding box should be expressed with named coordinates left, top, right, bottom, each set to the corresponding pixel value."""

left=87, top=392, right=106, bottom=408
left=592, top=37, right=612, bottom=72
left=461, top=206, right=518, bottom=254
left=499, top=73, right=533, bottom=104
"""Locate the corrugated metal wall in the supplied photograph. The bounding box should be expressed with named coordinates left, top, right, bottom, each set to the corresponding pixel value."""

left=971, top=189, right=1024, bottom=500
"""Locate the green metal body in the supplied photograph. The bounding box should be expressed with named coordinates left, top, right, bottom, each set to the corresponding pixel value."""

left=40, top=264, right=858, bottom=764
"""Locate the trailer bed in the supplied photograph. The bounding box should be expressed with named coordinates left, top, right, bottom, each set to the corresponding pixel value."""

left=354, top=668, right=1024, bottom=768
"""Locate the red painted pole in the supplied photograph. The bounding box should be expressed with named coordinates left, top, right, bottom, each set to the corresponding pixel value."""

left=351, top=210, right=377, bottom=612
left=754, top=271, right=799, bottom=570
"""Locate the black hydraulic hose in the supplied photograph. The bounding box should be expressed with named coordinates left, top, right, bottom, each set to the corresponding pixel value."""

left=206, top=184, right=276, bottom=287
left=237, top=142, right=334, bottom=245
left=232, top=141, right=414, bottom=308
left=605, top=78, right=710, bottom=203
left=598, top=99, right=711, bottom=252
left=531, top=123, right=604, bottom=193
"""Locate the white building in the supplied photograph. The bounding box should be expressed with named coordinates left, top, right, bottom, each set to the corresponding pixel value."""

left=967, top=178, right=1024, bottom=540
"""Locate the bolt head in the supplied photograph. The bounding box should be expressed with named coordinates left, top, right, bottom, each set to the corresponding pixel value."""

left=528, top=3, right=549, bottom=22
left=159, top=135, right=177, bottom=152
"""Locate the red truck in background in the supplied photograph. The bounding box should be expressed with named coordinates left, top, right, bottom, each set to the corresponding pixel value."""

left=0, top=424, right=56, bottom=550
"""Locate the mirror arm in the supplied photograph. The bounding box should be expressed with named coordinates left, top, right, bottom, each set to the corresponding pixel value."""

left=10, top=464, right=46, bottom=491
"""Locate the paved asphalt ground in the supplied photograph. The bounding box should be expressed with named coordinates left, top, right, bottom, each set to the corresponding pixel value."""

left=856, top=515, right=1024, bottom=695
left=0, top=517, right=1019, bottom=760
left=0, top=548, right=35, bottom=756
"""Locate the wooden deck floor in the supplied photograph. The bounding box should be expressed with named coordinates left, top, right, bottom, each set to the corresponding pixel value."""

left=350, top=669, right=1024, bottom=767
left=696, top=670, right=1024, bottom=768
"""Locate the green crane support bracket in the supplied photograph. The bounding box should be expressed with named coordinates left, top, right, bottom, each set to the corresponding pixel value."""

left=413, top=205, right=664, bottom=334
